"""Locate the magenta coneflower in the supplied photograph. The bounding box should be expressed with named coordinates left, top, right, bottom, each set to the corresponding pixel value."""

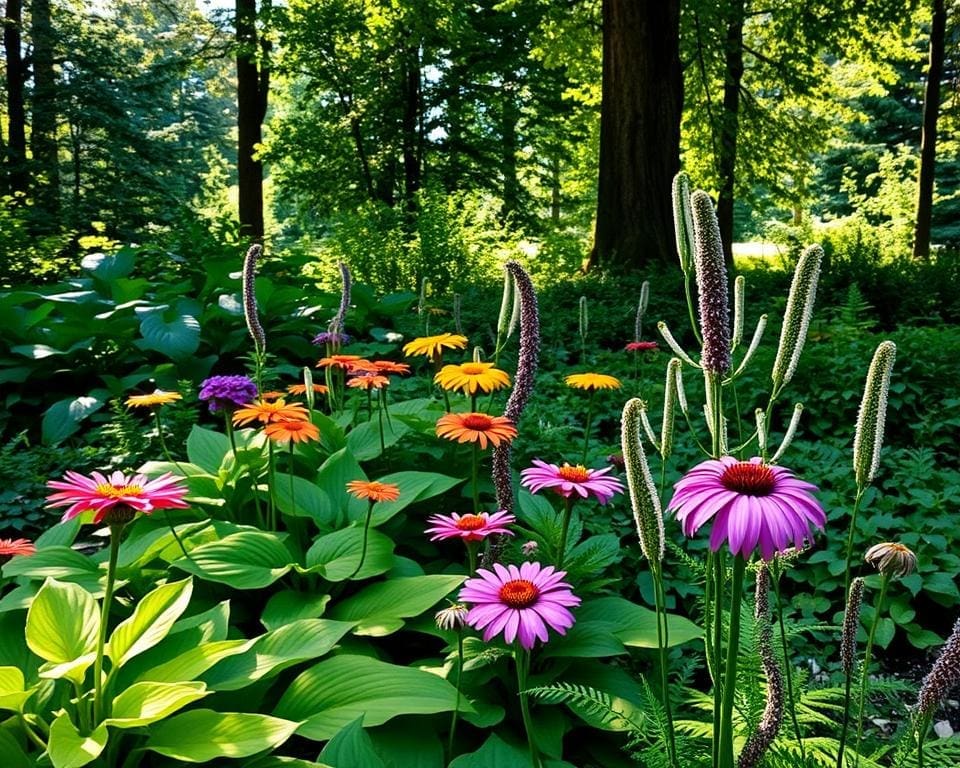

left=668, top=456, right=825, bottom=561
left=520, top=460, right=624, bottom=504
left=425, top=511, right=517, bottom=542
left=458, top=562, right=580, bottom=649
left=46, top=470, right=189, bottom=524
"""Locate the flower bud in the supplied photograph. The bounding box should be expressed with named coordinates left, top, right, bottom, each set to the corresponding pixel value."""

left=578, top=296, right=588, bottom=342
left=770, top=403, right=804, bottom=464
left=657, top=321, right=698, bottom=368
left=733, top=275, right=746, bottom=349
left=620, top=398, right=664, bottom=562
left=853, top=341, right=896, bottom=489
left=661, top=358, right=681, bottom=460
left=672, top=172, right=694, bottom=274
left=864, top=541, right=917, bottom=578
left=435, top=603, right=469, bottom=631
left=733, top=314, right=767, bottom=378
left=771, top=245, right=822, bottom=393
left=635, top=281, right=650, bottom=341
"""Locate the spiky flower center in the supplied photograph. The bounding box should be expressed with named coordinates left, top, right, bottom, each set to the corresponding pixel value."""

left=455, top=514, right=487, bottom=531
left=461, top=413, right=494, bottom=430
left=95, top=483, right=144, bottom=499
left=720, top=462, right=775, bottom=496
left=557, top=464, right=590, bottom=483
left=461, top=363, right=487, bottom=375
left=499, top=579, right=540, bottom=609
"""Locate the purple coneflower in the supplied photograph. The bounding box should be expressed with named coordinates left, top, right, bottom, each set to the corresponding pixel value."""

left=668, top=456, right=825, bottom=561
left=199, top=375, right=258, bottom=413
left=312, top=331, right=351, bottom=347
left=520, top=460, right=624, bottom=505
left=425, top=511, right=516, bottom=542
left=458, top=562, right=580, bottom=649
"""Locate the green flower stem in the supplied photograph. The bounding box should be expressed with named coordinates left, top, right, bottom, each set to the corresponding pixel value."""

left=347, top=501, right=374, bottom=581
left=466, top=540, right=478, bottom=575
left=515, top=647, right=541, bottom=768
left=843, top=488, right=867, bottom=601
left=557, top=496, right=574, bottom=570
left=718, top=555, right=746, bottom=768
left=377, top=392, right=386, bottom=452
left=447, top=633, right=465, bottom=760
left=581, top=389, right=597, bottom=464
left=917, top=712, right=933, bottom=768
left=853, top=573, right=891, bottom=768
left=712, top=552, right=725, bottom=768
left=267, top=440, right=278, bottom=531
left=18, top=715, right=47, bottom=751
left=150, top=411, right=192, bottom=558
left=471, top=443, right=481, bottom=515
left=288, top=443, right=296, bottom=517
left=652, top=562, right=678, bottom=768
left=93, top=526, right=123, bottom=724
left=772, top=564, right=806, bottom=762
left=684, top=272, right=703, bottom=346
left=703, top=551, right=717, bottom=684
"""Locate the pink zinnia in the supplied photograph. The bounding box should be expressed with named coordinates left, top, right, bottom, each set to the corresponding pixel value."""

left=46, top=470, right=189, bottom=524
left=668, top=456, right=825, bottom=561
left=0, top=538, right=35, bottom=557
left=625, top=341, right=659, bottom=352
left=425, top=511, right=516, bottom=542
left=458, top=562, right=580, bottom=649
left=520, top=460, right=624, bottom=504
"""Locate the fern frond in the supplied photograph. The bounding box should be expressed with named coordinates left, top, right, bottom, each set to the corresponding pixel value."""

left=525, top=682, right=646, bottom=733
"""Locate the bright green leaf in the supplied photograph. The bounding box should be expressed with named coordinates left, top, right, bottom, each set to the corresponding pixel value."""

left=146, top=710, right=301, bottom=762
left=172, top=531, right=292, bottom=589
left=26, top=579, right=99, bottom=665
left=329, top=575, right=465, bottom=635
left=106, top=681, right=209, bottom=728
left=304, top=528, right=394, bottom=581
left=108, top=578, right=193, bottom=667
left=48, top=710, right=108, bottom=768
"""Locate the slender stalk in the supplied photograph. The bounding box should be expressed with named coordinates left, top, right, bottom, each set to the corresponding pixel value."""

left=346, top=501, right=374, bottom=580
left=377, top=392, right=386, bottom=451
left=581, top=389, right=596, bottom=464
left=843, top=488, right=867, bottom=600
left=288, top=443, right=296, bottom=516
left=466, top=540, right=478, bottom=575
left=93, top=527, right=122, bottom=724
left=718, top=555, right=747, bottom=768
left=652, top=562, right=678, bottom=768
left=853, top=574, right=891, bottom=768
left=267, top=440, right=278, bottom=530
left=471, top=443, right=481, bottom=514
left=712, top=552, right=725, bottom=768
left=18, top=715, right=47, bottom=751
left=771, top=566, right=806, bottom=761
left=447, top=633, right=465, bottom=760
left=557, top=496, right=574, bottom=569
left=684, top=273, right=703, bottom=345
left=515, top=647, right=542, bottom=768
left=916, top=712, right=932, bottom=768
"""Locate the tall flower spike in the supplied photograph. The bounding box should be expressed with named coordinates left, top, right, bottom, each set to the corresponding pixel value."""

left=635, top=281, right=650, bottom=341
left=328, top=261, right=352, bottom=339
left=770, top=403, right=804, bottom=464
left=621, top=398, right=664, bottom=562
left=492, top=261, right=540, bottom=516
left=733, top=275, right=745, bottom=349
left=674, top=360, right=689, bottom=415
left=771, top=244, right=823, bottom=394
left=691, top=191, right=731, bottom=374
left=657, top=321, right=699, bottom=368
left=242, top=244, right=266, bottom=353
left=578, top=296, right=588, bottom=342
left=661, top=358, right=681, bottom=460
left=672, top=171, right=694, bottom=274
left=496, top=270, right=513, bottom=340
left=917, top=616, right=960, bottom=717
left=853, top=340, right=896, bottom=489
left=841, top=577, right=864, bottom=677
left=737, top=564, right=784, bottom=768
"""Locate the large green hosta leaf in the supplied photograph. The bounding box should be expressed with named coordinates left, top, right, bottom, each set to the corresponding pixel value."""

left=329, top=575, right=464, bottom=636
left=106, top=681, right=209, bottom=728
left=304, top=528, right=394, bottom=582
left=26, top=579, right=99, bottom=665
left=108, top=578, right=193, bottom=667
left=146, top=710, right=301, bottom=762
left=48, top=711, right=108, bottom=768
left=173, top=531, right=292, bottom=589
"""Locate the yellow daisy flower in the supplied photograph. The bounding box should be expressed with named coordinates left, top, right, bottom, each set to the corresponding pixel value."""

left=564, top=373, right=622, bottom=391
left=434, top=361, right=511, bottom=394
left=125, top=390, right=183, bottom=408
left=402, top=333, right=468, bottom=362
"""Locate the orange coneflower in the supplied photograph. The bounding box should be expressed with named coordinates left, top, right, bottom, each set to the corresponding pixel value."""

left=435, top=412, right=518, bottom=449
left=125, top=390, right=183, bottom=408
left=259, top=390, right=286, bottom=401
left=435, top=361, right=511, bottom=395
left=232, top=399, right=310, bottom=426
left=287, top=383, right=329, bottom=396
left=264, top=419, right=320, bottom=444
left=372, top=360, right=411, bottom=375
left=346, top=359, right=381, bottom=374
left=317, top=355, right=365, bottom=370
left=347, top=374, right=390, bottom=391
left=346, top=479, right=401, bottom=502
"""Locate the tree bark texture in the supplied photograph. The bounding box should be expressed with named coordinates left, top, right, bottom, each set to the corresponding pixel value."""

left=589, top=0, right=682, bottom=271
left=30, top=0, right=59, bottom=224
left=236, top=0, right=268, bottom=242
left=4, top=0, right=28, bottom=195
left=912, top=0, right=946, bottom=260
left=716, top=0, right=745, bottom=270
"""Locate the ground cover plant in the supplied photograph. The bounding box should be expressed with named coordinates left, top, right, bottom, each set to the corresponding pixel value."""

left=2, top=176, right=960, bottom=768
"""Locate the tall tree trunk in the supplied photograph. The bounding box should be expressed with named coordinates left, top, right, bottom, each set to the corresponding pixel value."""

left=401, top=33, right=421, bottom=212
left=30, top=0, right=59, bottom=226
left=236, top=0, right=268, bottom=242
left=912, top=0, right=946, bottom=260
left=4, top=0, right=28, bottom=196
left=588, top=0, right=682, bottom=271
left=716, top=0, right=745, bottom=270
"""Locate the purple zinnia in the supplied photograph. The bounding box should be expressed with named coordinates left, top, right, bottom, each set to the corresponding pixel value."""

left=668, top=456, right=825, bottom=561
left=312, top=331, right=351, bottom=347
left=458, top=562, right=580, bottom=649
left=199, top=375, right=258, bottom=413
left=520, top=460, right=624, bottom=505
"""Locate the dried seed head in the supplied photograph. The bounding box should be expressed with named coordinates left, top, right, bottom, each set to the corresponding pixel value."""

left=853, top=341, right=896, bottom=489
left=672, top=171, right=694, bottom=274
left=621, top=398, right=665, bottom=562
left=691, top=191, right=731, bottom=374
left=864, top=541, right=917, bottom=578
left=242, top=244, right=267, bottom=354
left=771, top=245, right=822, bottom=393
left=917, top=617, right=960, bottom=717
left=435, top=603, right=469, bottom=631
left=841, top=577, right=864, bottom=676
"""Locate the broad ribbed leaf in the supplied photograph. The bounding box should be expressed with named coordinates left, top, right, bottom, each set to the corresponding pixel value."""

left=172, top=531, right=292, bottom=589
left=261, top=591, right=330, bottom=631
left=203, top=619, right=353, bottom=691
left=574, top=597, right=701, bottom=648
left=186, top=425, right=231, bottom=473
left=329, top=575, right=464, bottom=635
left=26, top=579, right=99, bottom=664
left=2, top=546, right=98, bottom=580
left=48, top=711, right=108, bottom=768
left=146, top=710, right=300, bottom=762
left=304, top=529, right=394, bottom=582
left=0, top=666, right=31, bottom=711
left=137, top=308, right=200, bottom=361
left=448, top=734, right=529, bottom=768
left=108, top=578, right=193, bottom=667
left=274, top=473, right=334, bottom=527
left=320, top=718, right=385, bottom=768
left=275, top=655, right=464, bottom=740
left=106, top=681, right=208, bottom=728
left=368, top=471, right=461, bottom=525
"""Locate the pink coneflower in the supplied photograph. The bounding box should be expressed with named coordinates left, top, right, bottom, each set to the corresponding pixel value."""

left=0, top=538, right=35, bottom=557
left=520, top=460, right=624, bottom=504
left=46, top=470, right=189, bottom=524
left=425, top=511, right=516, bottom=542
left=625, top=341, right=659, bottom=352
left=458, top=562, right=580, bottom=649
left=667, top=456, right=825, bottom=561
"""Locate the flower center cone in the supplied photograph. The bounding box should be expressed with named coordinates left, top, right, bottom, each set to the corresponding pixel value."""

left=499, top=579, right=540, bottom=609
left=720, top=462, right=776, bottom=496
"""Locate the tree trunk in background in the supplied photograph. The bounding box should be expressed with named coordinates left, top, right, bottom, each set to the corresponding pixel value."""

left=912, top=0, right=946, bottom=260
left=236, top=0, right=268, bottom=242
left=716, top=0, right=745, bottom=270
left=30, top=0, right=59, bottom=226
left=4, top=0, right=28, bottom=196
left=588, top=0, right=682, bottom=271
